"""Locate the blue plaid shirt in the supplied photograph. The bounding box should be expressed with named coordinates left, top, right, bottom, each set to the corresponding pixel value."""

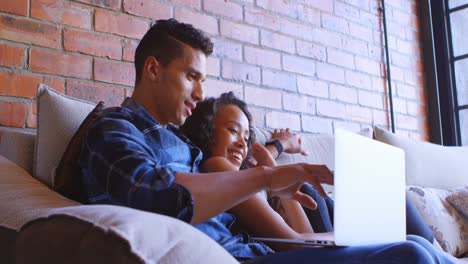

left=79, top=97, right=273, bottom=259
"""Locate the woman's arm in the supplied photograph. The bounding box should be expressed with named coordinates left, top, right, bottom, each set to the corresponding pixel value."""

left=276, top=199, right=314, bottom=233
left=249, top=143, right=314, bottom=233
left=203, top=156, right=319, bottom=251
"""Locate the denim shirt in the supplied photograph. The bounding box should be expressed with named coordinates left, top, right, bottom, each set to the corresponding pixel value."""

left=79, top=97, right=273, bottom=259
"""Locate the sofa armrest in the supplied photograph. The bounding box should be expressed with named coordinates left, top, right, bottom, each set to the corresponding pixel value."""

left=16, top=205, right=238, bottom=264
left=0, top=154, right=78, bottom=231
left=0, top=127, right=36, bottom=175
left=0, top=154, right=237, bottom=264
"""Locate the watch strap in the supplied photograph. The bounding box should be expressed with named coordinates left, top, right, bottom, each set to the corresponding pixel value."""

left=265, top=139, right=284, bottom=157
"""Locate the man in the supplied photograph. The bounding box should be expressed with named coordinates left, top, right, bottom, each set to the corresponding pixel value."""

left=79, top=19, right=452, bottom=263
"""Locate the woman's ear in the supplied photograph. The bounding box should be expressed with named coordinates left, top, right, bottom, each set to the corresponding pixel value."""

left=144, top=56, right=160, bottom=81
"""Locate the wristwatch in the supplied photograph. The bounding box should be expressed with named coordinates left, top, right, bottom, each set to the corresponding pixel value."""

left=265, top=139, right=284, bottom=157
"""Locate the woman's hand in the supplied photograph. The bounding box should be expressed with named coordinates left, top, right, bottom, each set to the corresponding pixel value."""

left=248, top=142, right=277, bottom=167
left=271, top=128, right=308, bottom=156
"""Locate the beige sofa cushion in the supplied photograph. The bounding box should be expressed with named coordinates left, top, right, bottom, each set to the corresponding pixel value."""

left=254, top=127, right=372, bottom=195
left=254, top=127, right=335, bottom=169
left=254, top=127, right=335, bottom=194
left=34, top=84, right=95, bottom=187
left=374, top=126, right=468, bottom=189
left=254, top=127, right=372, bottom=169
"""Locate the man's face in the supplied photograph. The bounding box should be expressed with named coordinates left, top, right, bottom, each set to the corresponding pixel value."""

left=151, top=44, right=207, bottom=126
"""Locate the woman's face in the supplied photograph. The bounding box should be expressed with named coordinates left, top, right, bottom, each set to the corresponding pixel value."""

left=209, top=104, right=250, bottom=169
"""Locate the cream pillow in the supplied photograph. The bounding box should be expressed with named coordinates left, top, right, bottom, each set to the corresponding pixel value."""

left=406, top=186, right=467, bottom=257
left=374, top=126, right=468, bottom=189
left=34, top=84, right=95, bottom=187
left=253, top=127, right=335, bottom=169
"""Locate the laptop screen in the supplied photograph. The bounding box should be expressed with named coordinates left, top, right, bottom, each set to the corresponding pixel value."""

left=333, top=129, right=406, bottom=246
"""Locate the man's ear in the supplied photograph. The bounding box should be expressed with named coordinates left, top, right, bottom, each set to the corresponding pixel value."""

left=144, top=56, right=160, bottom=81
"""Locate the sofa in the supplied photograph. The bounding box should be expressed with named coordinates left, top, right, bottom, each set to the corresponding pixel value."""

left=0, top=85, right=467, bottom=263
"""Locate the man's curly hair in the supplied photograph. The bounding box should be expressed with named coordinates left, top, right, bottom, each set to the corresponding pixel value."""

left=180, top=92, right=256, bottom=169
left=134, top=18, right=214, bottom=84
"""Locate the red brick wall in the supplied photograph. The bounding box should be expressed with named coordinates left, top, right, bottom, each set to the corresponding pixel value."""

left=0, top=0, right=428, bottom=139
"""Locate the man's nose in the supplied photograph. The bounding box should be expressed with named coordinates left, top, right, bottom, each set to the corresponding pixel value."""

left=192, top=82, right=204, bottom=102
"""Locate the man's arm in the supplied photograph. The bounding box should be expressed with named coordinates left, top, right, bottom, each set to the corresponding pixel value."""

left=176, top=159, right=333, bottom=224
left=82, top=114, right=332, bottom=225
left=195, top=156, right=321, bottom=252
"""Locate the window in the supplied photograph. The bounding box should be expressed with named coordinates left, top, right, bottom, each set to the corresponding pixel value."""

left=420, top=0, right=468, bottom=145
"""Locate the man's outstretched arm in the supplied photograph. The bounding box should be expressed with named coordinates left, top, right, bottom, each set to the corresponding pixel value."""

left=175, top=162, right=333, bottom=225
left=81, top=112, right=332, bottom=225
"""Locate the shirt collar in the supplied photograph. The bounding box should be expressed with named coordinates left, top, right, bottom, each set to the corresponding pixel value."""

left=121, top=97, right=183, bottom=133
left=122, top=97, right=163, bottom=126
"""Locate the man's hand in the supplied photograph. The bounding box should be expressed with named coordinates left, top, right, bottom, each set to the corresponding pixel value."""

left=271, top=128, right=308, bottom=156
left=265, top=163, right=333, bottom=210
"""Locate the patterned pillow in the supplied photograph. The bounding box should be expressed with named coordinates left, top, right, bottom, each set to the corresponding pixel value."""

left=406, top=186, right=468, bottom=257
left=446, top=186, right=468, bottom=219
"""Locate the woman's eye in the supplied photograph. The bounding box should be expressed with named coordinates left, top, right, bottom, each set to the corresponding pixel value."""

left=228, top=128, right=237, bottom=134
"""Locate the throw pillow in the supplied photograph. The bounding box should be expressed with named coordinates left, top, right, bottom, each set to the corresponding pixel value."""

left=406, top=186, right=468, bottom=257
left=54, top=102, right=105, bottom=202
left=374, top=126, right=468, bottom=189
left=253, top=127, right=335, bottom=169
left=446, top=187, right=468, bottom=219
left=34, top=84, right=96, bottom=187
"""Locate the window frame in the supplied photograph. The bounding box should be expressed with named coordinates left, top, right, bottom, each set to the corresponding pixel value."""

left=419, top=0, right=468, bottom=145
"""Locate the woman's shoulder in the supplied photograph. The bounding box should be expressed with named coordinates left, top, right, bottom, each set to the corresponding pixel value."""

left=202, top=156, right=239, bottom=172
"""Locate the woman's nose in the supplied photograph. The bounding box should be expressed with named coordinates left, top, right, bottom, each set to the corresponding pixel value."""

left=236, top=137, right=247, bottom=148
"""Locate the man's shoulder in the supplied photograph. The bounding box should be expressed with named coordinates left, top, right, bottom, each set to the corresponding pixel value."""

left=85, top=106, right=141, bottom=136
left=100, top=105, right=134, bottom=120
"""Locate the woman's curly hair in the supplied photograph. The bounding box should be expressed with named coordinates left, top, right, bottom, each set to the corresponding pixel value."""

left=180, top=92, right=256, bottom=169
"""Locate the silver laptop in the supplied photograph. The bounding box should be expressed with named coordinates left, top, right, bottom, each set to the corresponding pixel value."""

left=252, top=129, right=406, bottom=247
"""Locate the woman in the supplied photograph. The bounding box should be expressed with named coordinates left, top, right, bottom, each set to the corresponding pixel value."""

left=180, top=92, right=456, bottom=263
left=181, top=92, right=324, bottom=245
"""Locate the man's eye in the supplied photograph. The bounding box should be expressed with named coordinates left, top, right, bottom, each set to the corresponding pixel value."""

left=244, top=138, right=249, bottom=142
